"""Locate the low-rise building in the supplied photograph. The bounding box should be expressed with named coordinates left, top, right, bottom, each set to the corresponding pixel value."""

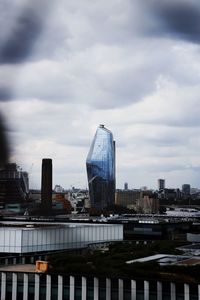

left=137, top=192, right=159, bottom=214
left=115, top=189, right=142, bottom=209
left=0, top=222, right=123, bottom=254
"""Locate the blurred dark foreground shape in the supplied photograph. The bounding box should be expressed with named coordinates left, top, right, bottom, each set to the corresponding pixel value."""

left=0, top=1, right=52, bottom=167
left=0, top=115, right=9, bottom=167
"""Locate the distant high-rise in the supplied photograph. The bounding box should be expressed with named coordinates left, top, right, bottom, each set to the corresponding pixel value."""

left=124, top=182, right=128, bottom=190
left=158, top=179, right=165, bottom=190
left=86, top=125, right=115, bottom=210
left=41, top=158, right=52, bottom=213
left=182, top=184, right=191, bottom=195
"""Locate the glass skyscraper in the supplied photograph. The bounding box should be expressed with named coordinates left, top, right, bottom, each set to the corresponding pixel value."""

left=86, top=125, right=115, bottom=210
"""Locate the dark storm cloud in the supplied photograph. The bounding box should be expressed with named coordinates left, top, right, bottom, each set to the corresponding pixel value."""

left=147, top=1, right=200, bottom=43
left=0, top=0, right=51, bottom=104
left=0, top=2, right=49, bottom=64
left=0, top=1, right=50, bottom=164
left=0, top=11, right=41, bottom=63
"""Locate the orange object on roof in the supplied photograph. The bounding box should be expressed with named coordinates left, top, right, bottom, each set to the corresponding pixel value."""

left=35, top=260, right=49, bottom=272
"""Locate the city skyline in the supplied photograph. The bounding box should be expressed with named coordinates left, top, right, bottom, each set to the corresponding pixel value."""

left=0, top=1, right=200, bottom=189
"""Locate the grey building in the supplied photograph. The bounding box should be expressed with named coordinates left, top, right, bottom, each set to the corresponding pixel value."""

left=158, top=179, right=165, bottom=190
left=0, top=163, right=29, bottom=206
left=182, top=184, right=191, bottom=196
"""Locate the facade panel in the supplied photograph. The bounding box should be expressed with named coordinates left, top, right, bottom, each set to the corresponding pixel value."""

left=0, top=224, right=123, bottom=253
left=86, top=125, right=115, bottom=209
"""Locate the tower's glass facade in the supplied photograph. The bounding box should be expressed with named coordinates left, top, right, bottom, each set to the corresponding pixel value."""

left=86, top=125, right=115, bottom=209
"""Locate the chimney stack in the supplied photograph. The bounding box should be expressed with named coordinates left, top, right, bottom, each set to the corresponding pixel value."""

left=41, top=158, right=52, bottom=214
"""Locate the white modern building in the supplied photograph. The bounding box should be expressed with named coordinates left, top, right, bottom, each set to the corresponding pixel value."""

left=0, top=223, right=123, bottom=253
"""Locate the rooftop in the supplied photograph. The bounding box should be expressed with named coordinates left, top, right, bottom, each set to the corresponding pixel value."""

left=0, top=264, right=35, bottom=273
left=126, top=254, right=200, bottom=266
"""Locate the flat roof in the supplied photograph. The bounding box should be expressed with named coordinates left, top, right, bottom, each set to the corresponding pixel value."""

left=178, top=258, right=200, bottom=265
left=0, top=221, right=122, bottom=230
left=126, top=254, right=169, bottom=264
left=0, top=264, right=36, bottom=273
left=0, top=223, right=63, bottom=229
left=179, top=243, right=200, bottom=250
left=126, top=254, right=192, bottom=264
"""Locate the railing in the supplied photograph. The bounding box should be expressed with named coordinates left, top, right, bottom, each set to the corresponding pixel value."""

left=0, top=272, right=199, bottom=300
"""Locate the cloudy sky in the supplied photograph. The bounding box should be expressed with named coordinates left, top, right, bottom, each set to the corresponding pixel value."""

left=1, top=0, right=200, bottom=190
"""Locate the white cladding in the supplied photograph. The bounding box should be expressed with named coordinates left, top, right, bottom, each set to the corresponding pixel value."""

left=0, top=224, right=123, bottom=253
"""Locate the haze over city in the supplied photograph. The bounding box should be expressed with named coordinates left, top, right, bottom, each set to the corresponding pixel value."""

left=1, top=0, right=200, bottom=189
